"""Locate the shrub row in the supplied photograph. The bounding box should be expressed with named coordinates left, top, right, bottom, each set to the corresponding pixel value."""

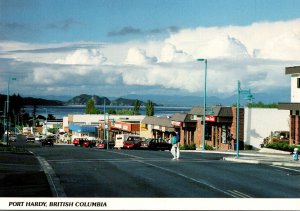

left=0, top=145, right=28, bottom=153
left=179, top=144, right=196, bottom=150
left=179, top=144, right=215, bottom=150
left=265, top=142, right=300, bottom=152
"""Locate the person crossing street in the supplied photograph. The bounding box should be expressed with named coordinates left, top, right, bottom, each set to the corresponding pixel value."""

left=171, top=131, right=180, bottom=160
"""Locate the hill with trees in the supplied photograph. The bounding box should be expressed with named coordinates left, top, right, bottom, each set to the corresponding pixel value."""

left=66, top=94, right=159, bottom=106
left=66, top=94, right=111, bottom=105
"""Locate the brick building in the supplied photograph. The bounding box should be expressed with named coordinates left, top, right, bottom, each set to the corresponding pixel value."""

left=278, top=66, right=300, bottom=145
left=190, top=106, right=244, bottom=150
left=141, top=106, right=244, bottom=150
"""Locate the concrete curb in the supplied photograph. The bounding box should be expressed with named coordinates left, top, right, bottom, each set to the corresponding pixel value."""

left=223, top=157, right=300, bottom=168
left=183, top=149, right=289, bottom=158
left=36, top=156, right=67, bottom=197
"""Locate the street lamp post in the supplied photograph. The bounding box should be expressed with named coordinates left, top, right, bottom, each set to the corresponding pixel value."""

left=103, top=99, right=106, bottom=143
left=197, top=58, right=207, bottom=151
left=236, top=80, right=253, bottom=158
left=6, top=77, right=16, bottom=145
left=44, top=108, right=48, bottom=136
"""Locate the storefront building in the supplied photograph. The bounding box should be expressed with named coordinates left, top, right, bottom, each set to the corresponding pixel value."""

left=190, top=106, right=244, bottom=150
left=98, top=120, right=140, bottom=140
left=141, top=116, right=175, bottom=140
left=64, top=114, right=144, bottom=141
left=278, top=66, right=300, bottom=145
left=141, top=106, right=243, bottom=150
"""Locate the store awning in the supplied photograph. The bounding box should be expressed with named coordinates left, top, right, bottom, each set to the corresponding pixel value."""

left=69, top=124, right=98, bottom=133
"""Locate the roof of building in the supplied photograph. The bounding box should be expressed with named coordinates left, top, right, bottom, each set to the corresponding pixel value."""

left=141, top=116, right=172, bottom=127
left=189, top=106, right=233, bottom=117
left=170, top=113, right=188, bottom=122
left=278, top=102, right=300, bottom=110
left=285, top=66, right=300, bottom=75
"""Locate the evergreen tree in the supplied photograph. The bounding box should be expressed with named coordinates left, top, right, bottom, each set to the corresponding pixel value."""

left=133, top=99, right=141, bottom=115
left=86, top=98, right=99, bottom=114
left=146, top=100, right=154, bottom=116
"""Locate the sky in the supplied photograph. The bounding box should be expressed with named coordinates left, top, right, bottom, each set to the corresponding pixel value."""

left=0, top=0, right=300, bottom=101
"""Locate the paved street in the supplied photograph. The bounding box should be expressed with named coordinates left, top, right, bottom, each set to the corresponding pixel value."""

left=28, top=145, right=300, bottom=198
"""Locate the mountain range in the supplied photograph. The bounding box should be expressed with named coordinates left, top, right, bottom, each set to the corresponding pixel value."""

left=2, top=94, right=158, bottom=107
left=15, top=90, right=290, bottom=107
left=118, top=92, right=290, bottom=107
left=66, top=94, right=158, bottom=106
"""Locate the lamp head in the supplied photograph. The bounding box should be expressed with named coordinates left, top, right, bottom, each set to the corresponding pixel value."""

left=245, top=94, right=254, bottom=102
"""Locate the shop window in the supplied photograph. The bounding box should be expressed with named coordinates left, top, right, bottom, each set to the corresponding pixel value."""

left=221, top=125, right=231, bottom=144
left=205, top=125, right=212, bottom=140
left=222, top=126, right=227, bottom=144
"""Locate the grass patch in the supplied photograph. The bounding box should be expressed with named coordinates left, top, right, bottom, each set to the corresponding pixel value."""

left=0, top=145, right=29, bottom=153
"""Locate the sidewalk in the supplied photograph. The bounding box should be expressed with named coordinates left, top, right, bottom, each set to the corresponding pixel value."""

left=0, top=151, right=52, bottom=197
left=220, top=148, right=300, bottom=168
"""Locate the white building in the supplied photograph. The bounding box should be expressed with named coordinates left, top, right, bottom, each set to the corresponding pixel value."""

left=244, top=107, right=289, bottom=149
left=278, top=66, right=300, bottom=145
left=63, top=114, right=145, bottom=140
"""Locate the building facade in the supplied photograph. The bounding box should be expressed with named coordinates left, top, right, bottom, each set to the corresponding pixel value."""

left=244, top=107, right=289, bottom=148
left=190, top=106, right=243, bottom=150
left=141, top=106, right=244, bottom=150
left=278, top=65, right=300, bottom=145
left=64, top=114, right=145, bottom=141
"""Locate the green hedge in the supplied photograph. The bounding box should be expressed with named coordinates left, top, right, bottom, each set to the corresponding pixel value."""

left=180, top=144, right=196, bottom=150
left=265, top=142, right=300, bottom=152
left=0, top=145, right=28, bottom=153
left=205, top=144, right=214, bottom=150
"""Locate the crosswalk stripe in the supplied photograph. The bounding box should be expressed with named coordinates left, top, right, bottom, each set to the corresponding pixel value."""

left=227, top=190, right=251, bottom=198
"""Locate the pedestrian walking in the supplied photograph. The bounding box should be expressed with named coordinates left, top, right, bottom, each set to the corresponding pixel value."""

left=171, top=132, right=180, bottom=160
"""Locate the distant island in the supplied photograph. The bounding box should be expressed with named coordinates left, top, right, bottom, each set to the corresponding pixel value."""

left=0, top=94, right=160, bottom=107
left=66, top=94, right=159, bottom=106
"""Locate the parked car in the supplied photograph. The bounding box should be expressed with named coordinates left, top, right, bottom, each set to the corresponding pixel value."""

left=42, top=136, right=54, bottom=146
left=73, top=138, right=87, bottom=146
left=9, top=135, right=17, bottom=142
left=140, top=138, right=172, bottom=151
left=35, top=135, right=45, bottom=142
left=123, top=137, right=143, bottom=149
left=83, top=139, right=97, bottom=148
left=114, top=134, right=142, bottom=149
left=73, top=138, right=96, bottom=148
left=26, top=136, right=35, bottom=143
left=96, top=140, right=115, bottom=149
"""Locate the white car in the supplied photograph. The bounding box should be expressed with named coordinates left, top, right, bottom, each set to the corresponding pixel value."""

left=35, top=135, right=45, bottom=142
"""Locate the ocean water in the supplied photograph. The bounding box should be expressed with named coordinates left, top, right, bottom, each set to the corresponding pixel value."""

left=25, top=105, right=192, bottom=119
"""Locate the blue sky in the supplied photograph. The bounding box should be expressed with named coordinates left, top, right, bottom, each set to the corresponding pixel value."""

left=1, top=0, right=300, bottom=101
left=2, top=0, right=300, bottom=42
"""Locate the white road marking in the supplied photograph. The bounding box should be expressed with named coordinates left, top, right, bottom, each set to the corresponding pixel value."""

left=48, top=158, right=216, bottom=164
left=133, top=159, right=238, bottom=198
left=227, top=190, right=252, bottom=198
left=270, top=165, right=300, bottom=173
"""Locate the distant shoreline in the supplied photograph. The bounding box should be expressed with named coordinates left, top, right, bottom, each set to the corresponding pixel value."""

left=24, top=105, right=192, bottom=119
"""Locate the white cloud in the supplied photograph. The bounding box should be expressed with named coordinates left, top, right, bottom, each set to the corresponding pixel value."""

left=125, top=47, right=157, bottom=65
left=165, top=19, right=300, bottom=61
left=0, top=19, right=300, bottom=98
left=55, top=48, right=107, bottom=65
left=160, top=43, right=193, bottom=63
